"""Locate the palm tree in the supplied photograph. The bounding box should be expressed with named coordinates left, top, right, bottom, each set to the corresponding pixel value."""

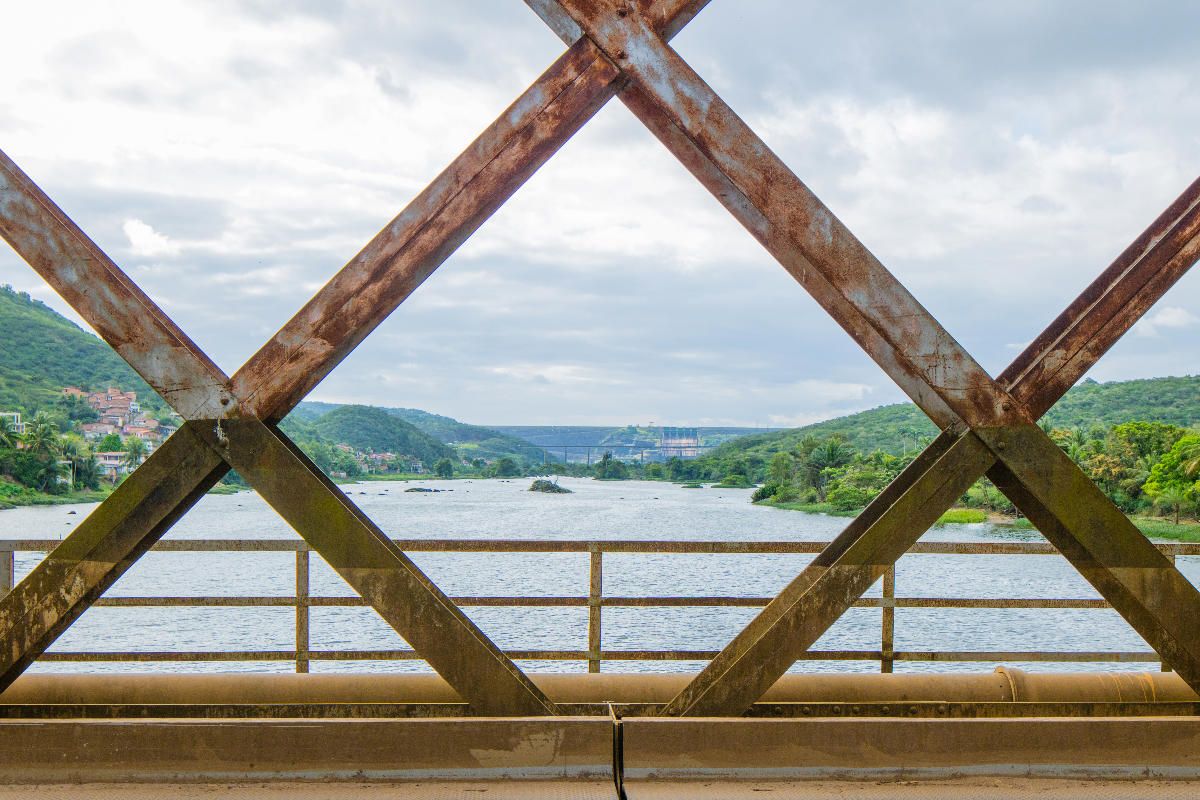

left=121, top=437, right=149, bottom=471
left=33, top=459, right=65, bottom=492
left=73, top=456, right=101, bottom=491
left=1181, top=438, right=1200, bottom=480
left=0, top=416, right=16, bottom=449
left=22, top=420, right=62, bottom=460
left=810, top=438, right=853, bottom=471
left=60, top=436, right=85, bottom=462
left=807, top=438, right=854, bottom=499
left=1153, top=486, right=1192, bottom=525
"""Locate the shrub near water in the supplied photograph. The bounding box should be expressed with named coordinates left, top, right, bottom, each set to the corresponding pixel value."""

left=935, top=509, right=987, bottom=525
left=715, top=474, right=754, bottom=488
left=529, top=479, right=572, bottom=494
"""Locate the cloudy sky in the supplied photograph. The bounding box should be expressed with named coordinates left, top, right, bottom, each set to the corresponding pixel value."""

left=2, top=1, right=1198, bottom=427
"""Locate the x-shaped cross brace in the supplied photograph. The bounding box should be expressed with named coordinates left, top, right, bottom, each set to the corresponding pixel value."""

left=526, top=1, right=1200, bottom=715
left=2, top=0, right=1199, bottom=718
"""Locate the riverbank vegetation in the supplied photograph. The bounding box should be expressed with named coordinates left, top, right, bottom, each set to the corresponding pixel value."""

left=741, top=420, right=1199, bottom=535
left=3, top=283, right=1197, bottom=525
left=0, top=411, right=117, bottom=508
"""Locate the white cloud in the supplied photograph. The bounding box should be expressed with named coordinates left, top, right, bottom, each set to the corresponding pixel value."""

left=1134, top=306, right=1200, bottom=337
left=2, top=2, right=1198, bottom=425
left=123, top=219, right=181, bottom=257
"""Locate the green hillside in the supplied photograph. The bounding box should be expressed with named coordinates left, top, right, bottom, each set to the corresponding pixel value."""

left=1040, top=376, right=1200, bottom=430
left=308, top=405, right=454, bottom=463
left=383, top=408, right=541, bottom=463
left=0, top=284, right=165, bottom=414
left=292, top=401, right=540, bottom=463
left=708, top=375, right=1200, bottom=463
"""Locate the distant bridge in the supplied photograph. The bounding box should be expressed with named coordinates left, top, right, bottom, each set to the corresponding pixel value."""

left=512, top=442, right=718, bottom=464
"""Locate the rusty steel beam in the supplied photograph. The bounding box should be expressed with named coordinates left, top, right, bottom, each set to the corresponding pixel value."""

left=527, top=1, right=1200, bottom=713
left=196, top=419, right=558, bottom=716
left=528, top=1, right=958, bottom=430
left=0, top=3, right=709, bottom=709
left=3, top=0, right=1198, bottom=721
left=656, top=175, right=1200, bottom=715
left=0, top=151, right=232, bottom=419
left=662, top=432, right=993, bottom=716
left=980, top=425, right=1200, bottom=687
left=230, top=0, right=706, bottom=423
left=0, top=417, right=552, bottom=712
left=0, top=175, right=555, bottom=711
left=548, top=0, right=1022, bottom=432
left=0, top=422, right=227, bottom=689
left=1000, top=177, right=1200, bottom=415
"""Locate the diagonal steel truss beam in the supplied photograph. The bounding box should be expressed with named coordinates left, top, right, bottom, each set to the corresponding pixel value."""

left=534, top=0, right=1200, bottom=714
left=656, top=179, right=1200, bottom=716
left=2, top=0, right=1197, bottom=719
left=0, top=0, right=705, bottom=715
left=0, top=166, right=553, bottom=710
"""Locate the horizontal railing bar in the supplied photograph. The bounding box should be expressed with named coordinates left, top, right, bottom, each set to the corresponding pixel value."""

left=883, top=598, right=1113, bottom=609
left=597, top=597, right=1116, bottom=609
left=81, top=595, right=1120, bottom=610
left=7, top=537, right=1179, bottom=672
left=87, top=596, right=595, bottom=608
left=891, top=651, right=1162, bottom=662
left=94, top=597, right=297, bottom=608
left=5, top=539, right=1200, bottom=555
left=38, top=649, right=1164, bottom=663
left=307, top=596, right=588, bottom=608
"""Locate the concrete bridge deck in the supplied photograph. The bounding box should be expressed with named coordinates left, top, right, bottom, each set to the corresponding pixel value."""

left=4, top=673, right=1200, bottom=792
left=6, top=779, right=1200, bottom=799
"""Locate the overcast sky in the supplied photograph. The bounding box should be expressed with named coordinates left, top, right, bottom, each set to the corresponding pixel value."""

left=2, top=1, right=1198, bottom=427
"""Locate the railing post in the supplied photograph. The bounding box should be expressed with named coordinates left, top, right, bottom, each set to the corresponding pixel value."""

left=588, top=546, right=602, bottom=673
left=0, top=548, right=13, bottom=597
left=296, top=549, right=310, bottom=673
left=1163, top=548, right=1176, bottom=672
left=881, top=565, right=895, bottom=673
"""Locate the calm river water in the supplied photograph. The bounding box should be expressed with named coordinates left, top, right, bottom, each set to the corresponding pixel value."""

left=3, top=477, right=1195, bottom=675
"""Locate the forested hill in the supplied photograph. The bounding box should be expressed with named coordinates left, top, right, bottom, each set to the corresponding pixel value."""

left=0, top=284, right=163, bottom=413
left=709, top=375, right=1200, bottom=461
left=292, top=402, right=539, bottom=463
left=310, top=406, right=453, bottom=463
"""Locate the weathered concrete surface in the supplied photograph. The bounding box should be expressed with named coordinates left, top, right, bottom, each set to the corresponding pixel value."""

left=0, top=717, right=613, bottom=783
left=5, top=779, right=1200, bottom=799
left=624, top=779, right=1200, bottom=799
left=622, top=717, right=1200, bottom=781
left=0, top=783, right=616, bottom=798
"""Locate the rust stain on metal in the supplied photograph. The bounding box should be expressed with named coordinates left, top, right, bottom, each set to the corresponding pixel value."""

left=0, top=151, right=233, bottom=419
left=192, top=418, right=559, bottom=717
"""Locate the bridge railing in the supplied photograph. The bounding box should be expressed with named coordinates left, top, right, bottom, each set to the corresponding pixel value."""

left=3, top=538, right=1196, bottom=673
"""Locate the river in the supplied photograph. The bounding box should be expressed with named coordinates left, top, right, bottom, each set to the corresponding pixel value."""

left=3, top=477, right=1195, bottom=676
